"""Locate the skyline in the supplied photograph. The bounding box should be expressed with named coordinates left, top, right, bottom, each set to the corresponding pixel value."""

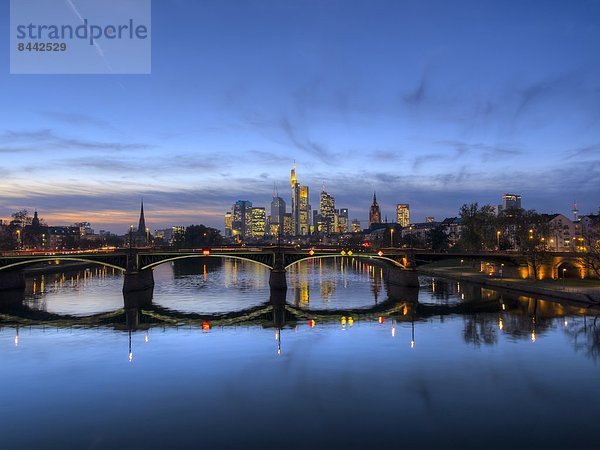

left=1, top=0, right=599, bottom=232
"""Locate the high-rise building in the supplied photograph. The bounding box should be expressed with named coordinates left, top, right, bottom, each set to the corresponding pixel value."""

left=396, top=203, right=410, bottom=227
left=283, top=213, right=293, bottom=236
left=337, top=208, right=349, bottom=233
left=270, top=195, right=286, bottom=235
left=224, top=212, right=233, bottom=237
left=351, top=219, right=361, bottom=233
left=369, top=192, right=381, bottom=228
left=232, top=200, right=253, bottom=238
left=319, top=187, right=335, bottom=234
left=290, top=163, right=311, bottom=236
left=251, top=207, right=266, bottom=237
left=502, top=193, right=522, bottom=210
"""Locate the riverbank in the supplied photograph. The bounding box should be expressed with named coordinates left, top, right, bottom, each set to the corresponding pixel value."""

left=418, top=261, right=600, bottom=305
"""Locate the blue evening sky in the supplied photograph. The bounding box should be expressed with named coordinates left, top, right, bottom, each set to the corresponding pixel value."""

left=1, top=0, right=599, bottom=232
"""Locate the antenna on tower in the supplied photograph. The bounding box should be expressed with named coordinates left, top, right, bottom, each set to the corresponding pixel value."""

left=572, top=200, right=579, bottom=221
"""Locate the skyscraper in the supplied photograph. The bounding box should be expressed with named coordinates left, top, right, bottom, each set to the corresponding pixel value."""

left=502, top=193, right=522, bottom=210
left=396, top=203, right=410, bottom=227
left=319, top=186, right=335, bottom=234
left=369, top=192, right=381, bottom=228
left=290, top=163, right=311, bottom=236
left=270, top=195, right=286, bottom=235
left=224, top=211, right=232, bottom=237
left=337, top=208, right=349, bottom=233
left=232, top=200, right=253, bottom=238
left=251, top=207, right=266, bottom=237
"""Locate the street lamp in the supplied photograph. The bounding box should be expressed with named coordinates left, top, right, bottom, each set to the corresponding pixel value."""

left=562, top=268, right=566, bottom=288
left=500, top=263, right=504, bottom=279
left=497, top=230, right=501, bottom=250
left=390, top=228, right=394, bottom=248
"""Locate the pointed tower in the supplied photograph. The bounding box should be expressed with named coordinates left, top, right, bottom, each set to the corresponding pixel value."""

left=32, top=210, right=40, bottom=228
left=369, top=191, right=381, bottom=228
left=137, top=199, right=147, bottom=243
left=572, top=201, right=579, bottom=221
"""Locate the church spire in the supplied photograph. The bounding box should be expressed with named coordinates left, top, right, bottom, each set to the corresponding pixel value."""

left=137, top=199, right=146, bottom=236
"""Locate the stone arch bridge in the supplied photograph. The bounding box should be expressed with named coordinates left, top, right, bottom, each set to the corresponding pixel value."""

left=0, top=247, right=419, bottom=293
left=0, top=247, right=588, bottom=294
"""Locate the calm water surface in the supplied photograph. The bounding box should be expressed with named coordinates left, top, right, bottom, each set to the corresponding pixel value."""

left=1, top=258, right=599, bottom=449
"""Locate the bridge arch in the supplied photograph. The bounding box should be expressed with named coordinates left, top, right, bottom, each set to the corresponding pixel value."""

left=554, top=260, right=585, bottom=279
left=284, top=254, right=406, bottom=270
left=140, top=254, right=273, bottom=271
left=0, top=257, right=126, bottom=273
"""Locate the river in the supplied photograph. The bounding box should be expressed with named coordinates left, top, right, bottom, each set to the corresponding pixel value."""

left=1, top=258, right=598, bottom=449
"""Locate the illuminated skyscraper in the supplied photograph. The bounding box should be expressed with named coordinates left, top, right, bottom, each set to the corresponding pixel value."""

left=319, top=186, right=335, bottom=234
left=224, top=211, right=232, bottom=237
left=337, top=208, right=349, bottom=233
left=232, top=200, right=252, bottom=238
left=502, top=193, right=522, bottom=210
left=270, top=195, right=286, bottom=236
left=290, top=163, right=311, bottom=236
left=251, top=207, right=266, bottom=237
left=351, top=219, right=361, bottom=233
left=396, top=203, right=410, bottom=227
left=369, top=192, right=381, bottom=228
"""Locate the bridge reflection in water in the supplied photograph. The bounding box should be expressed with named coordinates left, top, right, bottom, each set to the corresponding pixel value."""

left=1, top=258, right=598, bottom=361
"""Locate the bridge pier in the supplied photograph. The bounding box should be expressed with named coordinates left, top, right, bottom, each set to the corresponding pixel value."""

left=0, top=271, right=25, bottom=292
left=270, top=288, right=287, bottom=328
left=385, top=267, right=420, bottom=288
left=123, top=269, right=155, bottom=293
left=269, top=269, right=287, bottom=291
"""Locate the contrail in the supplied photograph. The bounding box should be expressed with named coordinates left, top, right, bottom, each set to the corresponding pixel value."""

left=64, top=0, right=115, bottom=73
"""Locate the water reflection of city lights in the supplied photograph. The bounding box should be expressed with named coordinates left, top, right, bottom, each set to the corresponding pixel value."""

left=348, top=317, right=354, bottom=326
left=202, top=321, right=211, bottom=331
left=531, top=331, right=536, bottom=343
left=501, top=304, right=506, bottom=311
left=498, top=318, right=503, bottom=330
left=128, top=352, right=133, bottom=362
left=144, top=333, right=149, bottom=343
left=14, top=334, right=19, bottom=347
left=410, top=340, right=415, bottom=349
left=308, top=319, right=316, bottom=328
left=564, top=319, right=568, bottom=327
left=378, top=316, right=385, bottom=324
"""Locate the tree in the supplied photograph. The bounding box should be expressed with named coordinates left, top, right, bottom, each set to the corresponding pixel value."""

left=428, top=225, right=450, bottom=251
left=10, top=209, right=32, bottom=227
left=180, top=225, right=223, bottom=248
left=580, top=215, right=600, bottom=278
left=509, top=210, right=551, bottom=280
left=458, top=203, right=497, bottom=251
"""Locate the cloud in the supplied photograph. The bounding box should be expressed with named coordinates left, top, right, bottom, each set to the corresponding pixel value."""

left=279, top=117, right=340, bottom=163
left=436, top=140, right=523, bottom=162
left=40, top=111, right=114, bottom=129
left=564, top=143, right=600, bottom=160
left=403, top=72, right=427, bottom=106
left=0, top=129, right=151, bottom=152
